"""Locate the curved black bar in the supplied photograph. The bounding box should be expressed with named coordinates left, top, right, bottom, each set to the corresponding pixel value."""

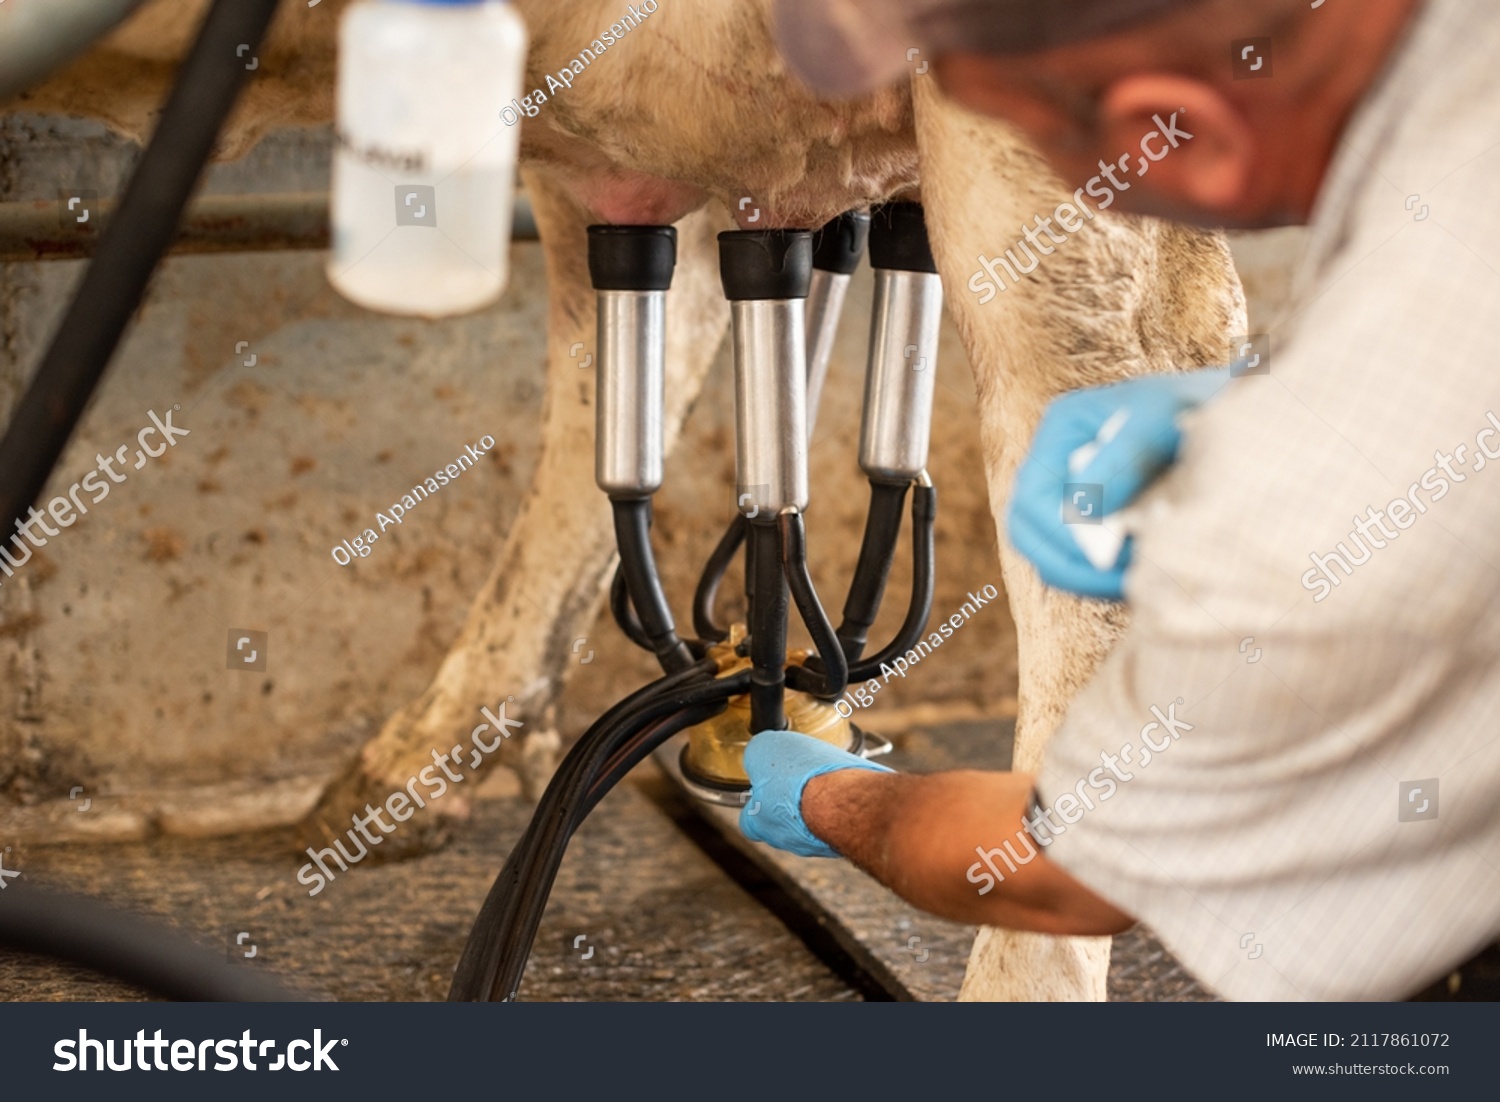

left=849, top=483, right=937, bottom=683
left=449, top=666, right=750, bottom=1002
left=748, top=522, right=789, bottom=733
left=609, top=560, right=654, bottom=651
left=0, top=0, right=283, bottom=539
left=835, top=479, right=911, bottom=662
left=691, top=514, right=748, bottom=643
left=780, top=512, right=849, bottom=699
left=0, top=886, right=299, bottom=1002
left=612, top=497, right=696, bottom=673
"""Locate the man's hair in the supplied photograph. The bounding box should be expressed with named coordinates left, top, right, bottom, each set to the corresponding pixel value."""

left=918, top=0, right=1216, bottom=57
left=774, top=0, right=1318, bottom=101
left=989, top=0, right=1324, bottom=101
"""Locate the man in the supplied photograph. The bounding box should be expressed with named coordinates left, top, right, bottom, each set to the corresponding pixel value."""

left=743, top=0, right=1500, bottom=1000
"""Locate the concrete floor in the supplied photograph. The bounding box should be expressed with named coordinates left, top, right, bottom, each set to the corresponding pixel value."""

left=2, top=776, right=860, bottom=1003
left=1, top=717, right=1209, bottom=1003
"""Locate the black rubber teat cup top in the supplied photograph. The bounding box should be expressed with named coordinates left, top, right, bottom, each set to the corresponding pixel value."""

left=588, top=225, right=678, bottom=292
left=811, top=210, right=871, bottom=275
left=717, top=230, right=814, bottom=302
left=868, top=202, right=938, bottom=274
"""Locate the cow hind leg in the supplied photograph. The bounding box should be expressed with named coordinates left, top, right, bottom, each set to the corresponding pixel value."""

left=913, top=77, right=1243, bottom=1000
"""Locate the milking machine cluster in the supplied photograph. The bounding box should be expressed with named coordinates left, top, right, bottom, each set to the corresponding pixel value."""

left=449, top=203, right=944, bottom=1002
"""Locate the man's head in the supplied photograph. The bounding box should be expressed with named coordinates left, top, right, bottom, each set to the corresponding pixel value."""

left=774, top=0, right=1423, bottom=228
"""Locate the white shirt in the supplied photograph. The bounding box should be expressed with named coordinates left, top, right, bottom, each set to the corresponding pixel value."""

left=1034, top=0, right=1500, bottom=1000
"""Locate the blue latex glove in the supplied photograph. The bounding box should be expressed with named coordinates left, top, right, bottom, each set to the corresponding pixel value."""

left=1007, top=367, right=1230, bottom=601
left=739, top=730, right=894, bottom=859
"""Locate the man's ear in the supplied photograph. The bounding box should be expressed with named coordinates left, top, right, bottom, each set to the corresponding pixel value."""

left=1097, top=75, right=1256, bottom=214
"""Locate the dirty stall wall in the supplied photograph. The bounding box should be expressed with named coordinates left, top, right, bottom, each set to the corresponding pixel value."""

left=0, top=118, right=1019, bottom=824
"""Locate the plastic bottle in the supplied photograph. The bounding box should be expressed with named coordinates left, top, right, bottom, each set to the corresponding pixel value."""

left=329, top=0, right=527, bottom=318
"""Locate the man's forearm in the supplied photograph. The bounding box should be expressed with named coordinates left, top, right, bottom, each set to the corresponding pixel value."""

left=802, top=767, right=1133, bottom=935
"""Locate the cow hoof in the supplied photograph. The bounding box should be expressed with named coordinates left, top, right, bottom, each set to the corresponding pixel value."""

left=296, top=761, right=458, bottom=864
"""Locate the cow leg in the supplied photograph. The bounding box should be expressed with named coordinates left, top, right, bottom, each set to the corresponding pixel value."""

left=913, top=78, right=1243, bottom=1000
left=300, top=169, right=729, bottom=857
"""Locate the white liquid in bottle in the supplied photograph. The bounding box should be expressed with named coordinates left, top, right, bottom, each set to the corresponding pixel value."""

left=329, top=0, right=526, bottom=318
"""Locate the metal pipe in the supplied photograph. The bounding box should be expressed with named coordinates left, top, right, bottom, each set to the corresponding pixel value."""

left=805, top=211, right=869, bottom=435
left=730, top=299, right=810, bottom=515
left=859, top=270, right=942, bottom=481
left=859, top=202, right=943, bottom=484
left=720, top=231, right=813, bottom=518
left=0, top=0, right=150, bottom=103
left=803, top=268, right=847, bottom=434
left=0, top=192, right=539, bottom=263
left=594, top=289, right=666, bottom=496
left=589, top=225, right=674, bottom=498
